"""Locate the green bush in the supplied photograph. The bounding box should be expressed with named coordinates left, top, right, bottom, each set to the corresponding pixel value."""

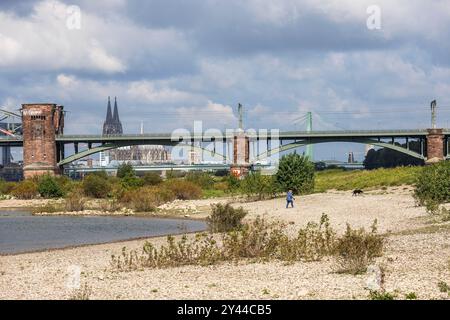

left=37, top=175, right=64, bottom=198
left=276, top=153, right=315, bottom=194
left=240, top=172, right=277, bottom=200
left=121, top=175, right=144, bottom=190
left=414, top=161, right=450, bottom=210
left=164, top=180, right=202, bottom=200
left=10, top=180, right=39, bottom=199
left=82, top=174, right=111, bottom=198
left=185, top=171, right=214, bottom=189
left=207, top=203, right=248, bottom=232
left=225, top=174, right=240, bottom=191
left=333, top=221, right=384, bottom=274
left=142, top=172, right=163, bottom=186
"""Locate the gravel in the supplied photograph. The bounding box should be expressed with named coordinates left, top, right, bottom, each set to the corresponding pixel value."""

left=0, top=187, right=449, bottom=300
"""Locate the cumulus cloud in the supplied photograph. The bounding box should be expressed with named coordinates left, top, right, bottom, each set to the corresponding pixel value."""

left=1, top=0, right=450, bottom=160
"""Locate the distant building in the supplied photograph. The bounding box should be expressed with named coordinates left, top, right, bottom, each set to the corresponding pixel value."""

left=189, top=150, right=201, bottom=164
left=347, top=151, right=355, bottom=163
left=99, top=98, right=170, bottom=166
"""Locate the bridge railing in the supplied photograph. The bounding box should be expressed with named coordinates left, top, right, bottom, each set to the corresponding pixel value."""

left=56, top=129, right=434, bottom=138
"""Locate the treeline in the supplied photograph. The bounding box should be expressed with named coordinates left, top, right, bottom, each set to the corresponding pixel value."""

left=363, top=141, right=424, bottom=169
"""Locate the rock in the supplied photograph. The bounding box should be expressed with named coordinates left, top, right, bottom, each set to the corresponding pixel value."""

left=365, top=265, right=382, bottom=291
left=296, top=289, right=309, bottom=297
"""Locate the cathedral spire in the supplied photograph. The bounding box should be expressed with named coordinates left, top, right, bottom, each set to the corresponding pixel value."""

left=113, top=96, right=120, bottom=123
left=106, top=96, right=112, bottom=122
left=103, top=96, right=123, bottom=135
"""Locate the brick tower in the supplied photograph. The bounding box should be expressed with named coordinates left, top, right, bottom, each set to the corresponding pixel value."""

left=22, top=104, right=64, bottom=178
left=426, top=128, right=445, bottom=164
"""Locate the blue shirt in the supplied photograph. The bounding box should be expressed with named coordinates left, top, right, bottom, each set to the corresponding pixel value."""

left=286, top=191, right=294, bottom=201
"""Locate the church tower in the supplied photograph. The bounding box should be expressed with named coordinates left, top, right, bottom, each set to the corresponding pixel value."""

left=102, top=96, right=123, bottom=135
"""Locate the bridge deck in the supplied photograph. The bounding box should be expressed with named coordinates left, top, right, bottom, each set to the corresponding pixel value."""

left=0, top=129, right=448, bottom=144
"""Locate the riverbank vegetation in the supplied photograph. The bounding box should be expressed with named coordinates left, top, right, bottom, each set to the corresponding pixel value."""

left=414, top=161, right=450, bottom=221
left=110, top=212, right=384, bottom=274
left=314, top=166, right=422, bottom=192
left=1, top=159, right=447, bottom=218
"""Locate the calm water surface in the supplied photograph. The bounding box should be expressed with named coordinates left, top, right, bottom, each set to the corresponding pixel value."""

left=0, top=210, right=206, bottom=254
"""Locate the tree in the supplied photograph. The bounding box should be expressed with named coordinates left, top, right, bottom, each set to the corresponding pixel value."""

left=240, top=172, right=277, bottom=200
left=117, top=163, right=136, bottom=178
left=275, top=153, right=315, bottom=194
left=363, top=141, right=424, bottom=169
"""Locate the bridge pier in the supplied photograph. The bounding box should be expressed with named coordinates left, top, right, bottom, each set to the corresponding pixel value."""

left=230, top=132, right=250, bottom=178
left=426, top=129, right=445, bottom=164
left=22, top=104, right=64, bottom=179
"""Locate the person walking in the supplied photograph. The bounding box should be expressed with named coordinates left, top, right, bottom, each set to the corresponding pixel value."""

left=286, top=190, right=295, bottom=208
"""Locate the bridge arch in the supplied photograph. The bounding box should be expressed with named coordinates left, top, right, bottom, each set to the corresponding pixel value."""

left=58, top=142, right=227, bottom=166
left=255, top=138, right=425, bottom=161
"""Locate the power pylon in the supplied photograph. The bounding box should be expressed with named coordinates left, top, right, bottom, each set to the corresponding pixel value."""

left=305, top=111, right=313, bottom=160
left=430, top=100, right=437, bottom=129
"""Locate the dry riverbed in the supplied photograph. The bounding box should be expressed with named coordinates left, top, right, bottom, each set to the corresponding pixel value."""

left=1, top=187, right=449, bottom=300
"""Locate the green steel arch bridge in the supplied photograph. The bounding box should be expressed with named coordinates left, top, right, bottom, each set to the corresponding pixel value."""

left=0, top=129, right=449, bottom=166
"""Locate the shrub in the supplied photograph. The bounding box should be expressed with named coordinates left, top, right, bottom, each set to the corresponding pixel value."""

left=276, top=153, right=315, bottom=195
left=10, top=180, right=38, bottom=199
left=226, top=174, right=240, bottom=191
left=111, top=234, right=223, bottom=271
left=64, top=191, right=85, bottom=212
left=0, top=180, right=15, bottom=195
left=142, top=172, right=163, bottom=186
left=120, top=186, right=175, bottom=212
left=333, top=221, right=384, bottom=274
left=99, top=198, right=122, bottom=212
left=405, top=292, right=417, bottom=300
left=437, top=281, right=450, bottom=293
left=207, top=203, right=248, bottom=232
left=121, top=175, right=144, bottom=190
left=414, top=161, right=450, bottom=212
left=290, top=213, right=336, bottom=261
left=109, top=214, right=376, bottom=272
left=116, top=163, right=136, bottom=179
left=222, top=217, right=287, bottom=261
left=54, top=175, right=78, bottom=195
left=164, top=180, right=202, bottom=200
left=33, top=203, right=63, bottom=214
left=185, top=171, right=214, bottom=189
left=240, top=172, right=278, bottom=200
left=82, top=174, right=111, bottom=198
left=37, top=175, right=64, bottom=198
left=166, top=170, right=186, bottom=179
left=125, top=187, right=158, bottom=212
left=369, top=291, right=395, bottom=300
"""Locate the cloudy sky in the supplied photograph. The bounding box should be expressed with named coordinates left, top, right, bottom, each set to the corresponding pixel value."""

left=1, top=0, right=450, bottom=161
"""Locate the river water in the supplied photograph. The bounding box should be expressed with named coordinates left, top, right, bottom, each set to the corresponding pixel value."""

left=0, top=210, right=206, bottom=254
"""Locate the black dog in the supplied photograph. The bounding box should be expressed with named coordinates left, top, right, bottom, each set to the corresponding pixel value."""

left=352, top=189, right=364, bottom=196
